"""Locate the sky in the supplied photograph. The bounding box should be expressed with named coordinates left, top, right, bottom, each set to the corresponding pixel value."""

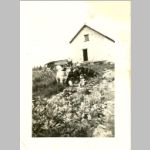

left=20, top=1, right=131, bottom=67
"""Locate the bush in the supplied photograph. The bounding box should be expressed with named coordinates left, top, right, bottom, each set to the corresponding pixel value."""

left=32, top=61, right=115, bottom=137
left=32, top=74, right=115, bottom=137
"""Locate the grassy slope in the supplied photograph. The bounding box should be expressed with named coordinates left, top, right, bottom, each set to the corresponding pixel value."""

left=32, top=61, right=115, bottom=137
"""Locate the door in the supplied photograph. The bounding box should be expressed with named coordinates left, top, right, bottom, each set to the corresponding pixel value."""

left=83, top=49, right=88, bottom=61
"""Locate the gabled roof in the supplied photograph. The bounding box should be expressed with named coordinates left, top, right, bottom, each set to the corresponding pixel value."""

left=69, top=24, right=115, bottom=43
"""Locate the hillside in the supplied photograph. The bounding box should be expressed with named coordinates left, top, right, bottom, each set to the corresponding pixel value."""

left=32, top=61, right=115, bottom=137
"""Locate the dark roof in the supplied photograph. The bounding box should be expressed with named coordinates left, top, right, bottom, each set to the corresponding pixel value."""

left=69, top=24, right=115, bottom=43
left=45, top=59, right=68, bottom=65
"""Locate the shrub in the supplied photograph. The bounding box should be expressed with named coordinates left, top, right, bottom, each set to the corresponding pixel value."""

left=32, top=61, right=115, bottom=137
left=32, top=74, right=114, bottom=137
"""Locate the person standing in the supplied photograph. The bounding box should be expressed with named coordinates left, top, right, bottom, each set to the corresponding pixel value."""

left=67, top=58, right=73, bottom=67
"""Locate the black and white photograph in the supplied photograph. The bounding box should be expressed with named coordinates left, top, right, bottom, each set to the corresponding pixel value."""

left=32, top=24, right=115, bottom=137
left=20, top=0, right=130, bottom=149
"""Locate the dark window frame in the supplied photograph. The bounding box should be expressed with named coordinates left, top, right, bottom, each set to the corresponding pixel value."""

left=84, top=34, right=89, bottom=42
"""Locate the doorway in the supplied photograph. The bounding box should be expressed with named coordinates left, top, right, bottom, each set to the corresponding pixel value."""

left=83, top=49, right=88, bottom=61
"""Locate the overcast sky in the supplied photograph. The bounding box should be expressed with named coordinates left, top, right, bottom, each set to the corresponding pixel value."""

left=20, top=1, right=130, bottom=67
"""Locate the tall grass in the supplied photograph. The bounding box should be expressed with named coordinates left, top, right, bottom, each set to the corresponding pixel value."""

left=32, top=61, right=114, bottom=98
left=32, top=69, right=66, bottom=98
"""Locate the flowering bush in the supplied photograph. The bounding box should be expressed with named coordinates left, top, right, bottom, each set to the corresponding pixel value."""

left=32, top=74, right=114, bottom=137
left=32, top=62, right=115, bottom=137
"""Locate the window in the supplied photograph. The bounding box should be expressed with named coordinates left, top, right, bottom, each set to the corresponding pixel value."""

left=84, top=34, right=89, bottom=42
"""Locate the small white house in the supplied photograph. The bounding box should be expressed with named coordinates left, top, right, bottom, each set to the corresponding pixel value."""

left=69, top=24, right=116, bottom=63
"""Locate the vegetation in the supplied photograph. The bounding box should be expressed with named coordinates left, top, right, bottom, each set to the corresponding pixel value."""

left=32, top=68, right=66, bottom=98
left=32, top=61, right=115, bottom=137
